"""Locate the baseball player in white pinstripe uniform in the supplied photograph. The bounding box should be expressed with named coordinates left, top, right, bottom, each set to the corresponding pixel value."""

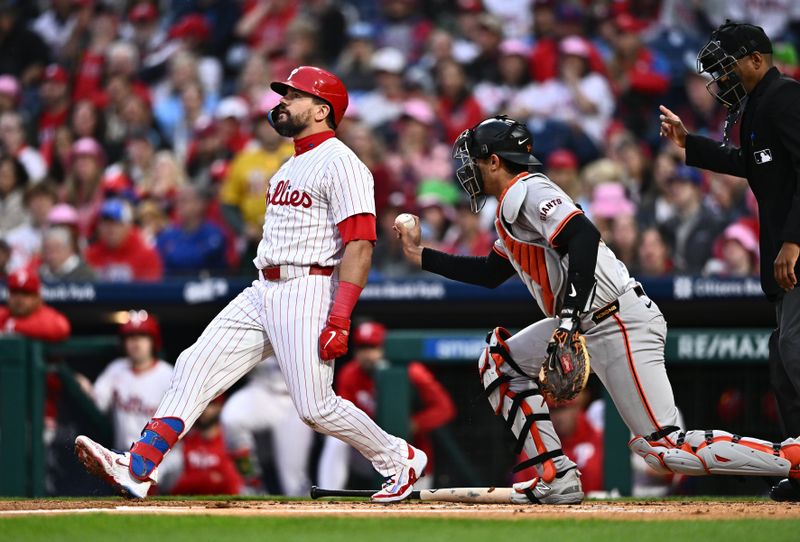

left=396, top=116, right=800, bottom=504
left=75, top=67, right=427, bottom=503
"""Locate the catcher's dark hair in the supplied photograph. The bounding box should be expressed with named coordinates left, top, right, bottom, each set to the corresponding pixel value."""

left=499, top=157, right=530, bottom=175
left=312, top=96, right=337, bottom=129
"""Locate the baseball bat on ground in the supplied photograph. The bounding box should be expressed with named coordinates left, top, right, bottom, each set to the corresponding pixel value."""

left=310, top=485, right=513, bottom=503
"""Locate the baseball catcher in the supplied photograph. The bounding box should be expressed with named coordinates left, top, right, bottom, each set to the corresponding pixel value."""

left=396, top=115, right=800, bottom=504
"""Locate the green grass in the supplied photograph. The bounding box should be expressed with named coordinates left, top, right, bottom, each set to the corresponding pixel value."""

left=1, top=516, right=799, bottom=542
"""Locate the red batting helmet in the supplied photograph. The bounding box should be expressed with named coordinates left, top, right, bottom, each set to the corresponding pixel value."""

left=353, top=321, right=387, bottom=348
left=120, top=310, right=162, bottom=350
left=270, top=66, right=349, bottom=127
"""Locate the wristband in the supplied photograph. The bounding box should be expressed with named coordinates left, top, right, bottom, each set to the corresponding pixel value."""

left=330, top=280, right=363, bottom=319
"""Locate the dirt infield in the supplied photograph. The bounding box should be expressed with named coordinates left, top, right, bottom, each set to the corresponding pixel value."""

left=1, top=498, right=799, bottom=520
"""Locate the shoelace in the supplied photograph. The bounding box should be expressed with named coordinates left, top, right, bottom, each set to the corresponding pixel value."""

left=381, top=477, right=396, bottom=489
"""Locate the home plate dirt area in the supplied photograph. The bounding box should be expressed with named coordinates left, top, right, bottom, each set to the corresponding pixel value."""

left=1, top=498, right=799, bottom=520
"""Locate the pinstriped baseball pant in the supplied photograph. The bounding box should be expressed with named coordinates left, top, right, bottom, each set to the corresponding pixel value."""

left=154, top=275, right=407, bottom=477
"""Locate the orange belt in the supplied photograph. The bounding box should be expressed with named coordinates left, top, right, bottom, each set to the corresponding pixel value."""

left=260, top=264, right=335, bottom=281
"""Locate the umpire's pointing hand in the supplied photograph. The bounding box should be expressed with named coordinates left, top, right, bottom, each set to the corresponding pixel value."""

left=659, top=105, right=688, bottom=149
left=775, top=242, right=800, bottom=291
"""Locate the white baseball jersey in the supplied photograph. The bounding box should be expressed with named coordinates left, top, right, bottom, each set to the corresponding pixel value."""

left=148, top=132, right=409, bottom=487
left=493, top=172, right=636, bottom=317
left=254, top=137, right=376, bottom=268
left=94, top=358, right=175, bottom=450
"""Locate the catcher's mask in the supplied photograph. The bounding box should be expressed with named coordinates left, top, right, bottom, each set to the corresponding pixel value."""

left=452, top=116, right=541, bottom=213
left=696, top=20, right=773, bottom=112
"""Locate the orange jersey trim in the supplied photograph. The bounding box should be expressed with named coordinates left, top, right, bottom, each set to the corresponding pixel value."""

left=495, top=172, right=530, bottom=219
left=492, top=244, right=509, bottom=259
left=548, top=209, right=583, bottom=247
left=612, top=313, right=675, bottom=447
left=495, top=218, right=556, bottom=315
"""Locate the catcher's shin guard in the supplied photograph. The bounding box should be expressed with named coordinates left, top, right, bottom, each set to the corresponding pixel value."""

left=479, top=327, right=571, bottom=483
left=630, top=428, right=800, bottom=478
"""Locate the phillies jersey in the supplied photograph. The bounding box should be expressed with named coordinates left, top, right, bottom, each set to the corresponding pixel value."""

left=93, top=358, right=174, bottom=450
left=171, top=429, right=243, bottom=496
left=493, top=173, right=636, bottom=317
left=254, top=133, right=375, bottom=269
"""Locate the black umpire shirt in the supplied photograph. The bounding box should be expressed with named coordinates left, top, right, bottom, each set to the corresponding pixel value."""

left=686, top=67, right=800, bottom=301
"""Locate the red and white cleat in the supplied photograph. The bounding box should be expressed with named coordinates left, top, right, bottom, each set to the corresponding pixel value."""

left=74, top=435, right=154, bottom=499
left=371, top=444, right=428, bottom=503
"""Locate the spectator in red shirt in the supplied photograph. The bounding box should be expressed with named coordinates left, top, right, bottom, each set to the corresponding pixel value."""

left=86, top=198, right=163, bottom=282
left=606, top=14, right=670, bottom=138
left=317, top=321, right=456, bottom=489
left=235, top=0, right=297, bottom=58
left=38, top=64, right=71, bottom=163
left=441, top=201, right=494, bottom=257
left=514, top=394, right=604, bottom=494
left=0, top=268, right=70, bottom=342
left=435, top=59, right=484, bottom=146
left=171, top=396, right=243, bottom=496
left=72, top=7, right=117, bottom=103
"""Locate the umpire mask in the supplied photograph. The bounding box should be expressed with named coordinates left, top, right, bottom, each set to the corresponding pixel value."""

left=697, top=20, right=773, bottom=112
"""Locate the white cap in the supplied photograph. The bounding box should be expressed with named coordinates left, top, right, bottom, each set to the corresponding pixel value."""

left=215, top=96, right=250, bottom=120
left=370, top=47, right=406, bottom=74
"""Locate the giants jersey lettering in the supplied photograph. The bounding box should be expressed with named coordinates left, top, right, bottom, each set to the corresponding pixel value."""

left=494, top=173, right=635, bottom=317
left=93, top=358, right=174, bottom=450
left=254, top=138, right=375, bottom=268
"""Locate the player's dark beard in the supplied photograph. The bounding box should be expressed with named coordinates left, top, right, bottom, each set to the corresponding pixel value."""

left=272, top=107, right=310, bottom=138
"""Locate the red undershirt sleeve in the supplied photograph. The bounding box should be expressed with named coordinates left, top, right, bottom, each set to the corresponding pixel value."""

left=337, top=213, right=377, bottom=244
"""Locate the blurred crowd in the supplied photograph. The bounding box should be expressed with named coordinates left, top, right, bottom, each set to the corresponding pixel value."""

left=2, top=0, right=799, bottom=282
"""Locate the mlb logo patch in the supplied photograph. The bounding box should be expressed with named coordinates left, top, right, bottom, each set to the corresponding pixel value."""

left=754, top=148, right=773, bottom=164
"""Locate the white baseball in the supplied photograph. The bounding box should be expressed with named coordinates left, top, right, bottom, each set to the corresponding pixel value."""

left=394, top=213, right=417, bottom=230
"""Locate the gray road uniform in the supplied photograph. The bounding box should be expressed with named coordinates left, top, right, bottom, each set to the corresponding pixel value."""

left=424, top=172, right=800, bottom=497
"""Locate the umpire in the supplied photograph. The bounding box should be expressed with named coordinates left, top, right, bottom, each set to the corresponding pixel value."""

left=659, top=20, right=800, bottom=501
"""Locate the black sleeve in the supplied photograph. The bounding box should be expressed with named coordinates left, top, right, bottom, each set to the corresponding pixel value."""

left=769, top=84, right=800, bottom=243
left=685, top=133, right=747, bottom=177
left=421, top=247, right=517, bottom=289
left=552, top=213, right=601, bottom=314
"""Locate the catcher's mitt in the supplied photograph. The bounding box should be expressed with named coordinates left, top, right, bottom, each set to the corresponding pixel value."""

left=538, top=320, right=590, bottom=403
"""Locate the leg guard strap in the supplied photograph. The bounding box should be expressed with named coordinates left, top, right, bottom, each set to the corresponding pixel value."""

left=515, top=413, right=552, bottom=453
left=513, top=449, right=565, bottom=473
left=506, top=389, right=542, bottom=432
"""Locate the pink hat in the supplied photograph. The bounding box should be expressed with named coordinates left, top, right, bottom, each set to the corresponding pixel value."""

left=722, top=223, right=759, bottom=255
left=500, top=39, right=531, bottom=57
left=71, top=137, right=104, bottom=162
left=0, top=75, right=20, bottom=101
left=48, top=203, right=79, bottom=225
left=401, top=99, right=435, bottom=126
left=254, top=91, right=281, bottom=118
left=560, top=36, right=591, bottom=58
left=590, top=182, right=635, bottom=218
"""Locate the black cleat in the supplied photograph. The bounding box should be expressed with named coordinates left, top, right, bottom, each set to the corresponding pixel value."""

left=769, top=478, right=800, bottom=502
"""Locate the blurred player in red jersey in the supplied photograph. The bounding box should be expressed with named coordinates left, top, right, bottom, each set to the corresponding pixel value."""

left=0, top=268, right=70, bottom=342
left=317, top=321, right=456, bottom=489
left=171, top=396, right=243, bottom=496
